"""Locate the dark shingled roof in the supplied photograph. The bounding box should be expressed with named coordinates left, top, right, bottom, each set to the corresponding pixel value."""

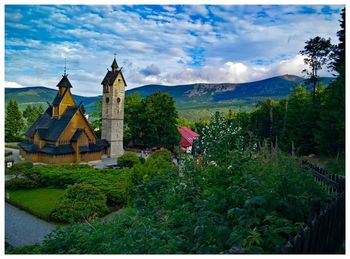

left=41, top=144, right=74, bottom=155
left=57, top=75, right=73, bottom=88
left=19, top=141, right=74, bottom=155
left=36, top=128, right=48, bottom=139
left=52, top=88, right=68, bottom=106
left=26, top=106, right=53, bottom=137
left=18, top=141, right=40, bottom=153
left=111, top=58, right=118, bottom=69
left=71, top=128, right=83, bottom=142
left=101, top=70, right=118, bottom=85
left=26, top=106, right=79, bottom=141
left=79, top=139, right=109, bottom=153
left=101, top=69, right=127, bottom=86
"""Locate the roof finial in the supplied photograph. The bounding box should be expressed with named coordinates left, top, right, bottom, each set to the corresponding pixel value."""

left=64, top=58, right=67, bottom=76
left=114, top=52, right=116, bottom=60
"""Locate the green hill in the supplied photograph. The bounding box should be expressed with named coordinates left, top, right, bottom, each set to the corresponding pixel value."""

left=5, top=87, right=101, bottom=114
left=5, top=75, right=334, bottom=120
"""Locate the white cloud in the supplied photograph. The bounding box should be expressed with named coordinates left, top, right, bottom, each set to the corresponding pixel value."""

left=5, top=81, right=26, bottom=88
left=5, top=5, right=342, bottom=95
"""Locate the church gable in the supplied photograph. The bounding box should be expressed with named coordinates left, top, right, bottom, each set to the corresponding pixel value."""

left=59, top=108, right=96, bottom=144
left=58, top=89, right=75, bottom=116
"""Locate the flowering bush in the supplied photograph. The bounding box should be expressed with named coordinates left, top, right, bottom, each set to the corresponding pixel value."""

left=199, top=112, right=254, bottom=166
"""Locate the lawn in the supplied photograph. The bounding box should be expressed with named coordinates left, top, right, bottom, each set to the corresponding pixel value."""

left=6, top=188, right=65, bottom=221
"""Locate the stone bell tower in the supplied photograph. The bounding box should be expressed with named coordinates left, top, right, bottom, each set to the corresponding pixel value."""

left=101, top=56, right=126, bottom=157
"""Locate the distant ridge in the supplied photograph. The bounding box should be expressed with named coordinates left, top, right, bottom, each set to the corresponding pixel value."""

left=5, top=75, right=334, bottom=113
left=127, top=75, right=334, bottom=101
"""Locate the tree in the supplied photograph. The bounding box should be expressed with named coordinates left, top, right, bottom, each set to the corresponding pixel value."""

left=5, top=99, right=24, bottom=142
left=315, top=9, right=345, bottom=157
left=285, top=84, right=314, bottom=155
left=80, top=103, right=86, bottom=115
left=141, top=92, right=180, bottom=150
left=23, top=105, right=44, bottom=129
left=124, top=93, right=143, bottom=147
left=91, top=100, right=102, bottom=137
left=329, top=7, right=345, bottom=74
left=300, top=36, right=332, bottom=104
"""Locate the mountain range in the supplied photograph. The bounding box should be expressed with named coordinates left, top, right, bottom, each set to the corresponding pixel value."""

left=5, top=74, right=334, bottom=116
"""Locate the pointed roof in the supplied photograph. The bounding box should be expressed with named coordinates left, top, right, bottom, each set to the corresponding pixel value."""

left=26, top=106, right=79, bottom=141
left=178, top=127, right=199, bottom=148
left=111, top=58, right=119, bottom=70
left=52, top=88, right=68, bottom=106
left=57, top=74, right=73, bottom=88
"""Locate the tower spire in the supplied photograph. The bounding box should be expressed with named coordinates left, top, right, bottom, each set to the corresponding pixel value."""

left=64, top=58, right=67, bottom=76
left=111, top=54, right=119, bottom=72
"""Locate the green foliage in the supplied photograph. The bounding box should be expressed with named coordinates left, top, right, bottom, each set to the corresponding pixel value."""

left=315, top=66, right=345, bottom=156
left=9, top=161, right=34, bottom=177
left=35, top=112, right=334, bottom=254
left=38, top=150, right=332, bottom=254
left=198, top=112, right=252, bottom=166
left=5, top=99, right=25, bottom=142
left=27, top=164, right=134, bottom=206
left=90, top=99, right=102, bottom=138
left=176, top=117, right=195, bottom=129
left=50, top=183, right=109, bottom=223
left=299, top=36, right=332, bottom=102
left=5, top=178, right=38, bottom=190
left=23, top=104, right=44, bottom=130
left=117, top=152, right=140, bottom=168
left=124, top=92, right=143, bottom=146
left=6, top=245, right=42, bottom=254
left=148, top=149, right=173, bottom=163
left=125, top=91, right=180, bottom=150
left=132, top=152, right=175, bottom=182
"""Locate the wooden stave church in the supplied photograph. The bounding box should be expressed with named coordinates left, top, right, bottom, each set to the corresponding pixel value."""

left=18, top=64, right=113, bottom=164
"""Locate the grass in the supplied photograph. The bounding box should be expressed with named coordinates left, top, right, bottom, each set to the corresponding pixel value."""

left=6, top=188, right=65, bottom=221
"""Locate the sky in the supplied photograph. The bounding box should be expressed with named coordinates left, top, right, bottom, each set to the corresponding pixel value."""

left=5, top=4, right=344, bottom=96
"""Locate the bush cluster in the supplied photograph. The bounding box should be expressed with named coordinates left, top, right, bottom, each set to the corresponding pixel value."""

left=5, top=178, right=38, bottom=190
left=117, top=152, right=140, bottom=168
left=50, top=183, right=109, bottom=223
left=34, top=114, right=335, bottom=254
left=29, top=164, right=133, bottom=206
left=8, top=161, right=34, bottom=176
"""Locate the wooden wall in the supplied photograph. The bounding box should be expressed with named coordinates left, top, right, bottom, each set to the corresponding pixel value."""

left=20, top=148, right=102, bottom=164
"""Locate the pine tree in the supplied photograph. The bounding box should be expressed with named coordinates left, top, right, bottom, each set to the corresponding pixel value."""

left=315, top=8, right=345, bottom=157
left=5, top=99, right=25, bottom=142
left=285, top=84, right=314, bottom=155
left=300, top=36, right=332, bottom=104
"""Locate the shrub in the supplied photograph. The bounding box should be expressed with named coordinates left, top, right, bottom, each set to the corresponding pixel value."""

left=29, top=165, right=134, bottom=206
left=50, top=183, right=109, bottom=223
left=9, top=161, right=34, bottom=176
left=5, top=178, right=38, bottom=190
left=6, top=245, right=42, bottom=254
left=148, top=149, right=173, bottom=163
left=117, top=152, right=140, bottom=168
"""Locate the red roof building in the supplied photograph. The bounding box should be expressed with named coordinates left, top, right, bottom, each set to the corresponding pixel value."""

left=178, top=127, right=199, bottom=149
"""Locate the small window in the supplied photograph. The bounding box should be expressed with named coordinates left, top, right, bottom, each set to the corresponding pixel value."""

left=106, top=97, right=109, bottom=103
left=117, top=97, right=121, bottom=103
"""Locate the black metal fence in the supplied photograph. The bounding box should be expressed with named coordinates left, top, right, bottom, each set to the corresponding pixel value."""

left=278, top=160, right=345, bottom=254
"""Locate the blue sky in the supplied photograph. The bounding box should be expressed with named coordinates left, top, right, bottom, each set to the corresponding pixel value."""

left=5, top=5, right=343, bottom=96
